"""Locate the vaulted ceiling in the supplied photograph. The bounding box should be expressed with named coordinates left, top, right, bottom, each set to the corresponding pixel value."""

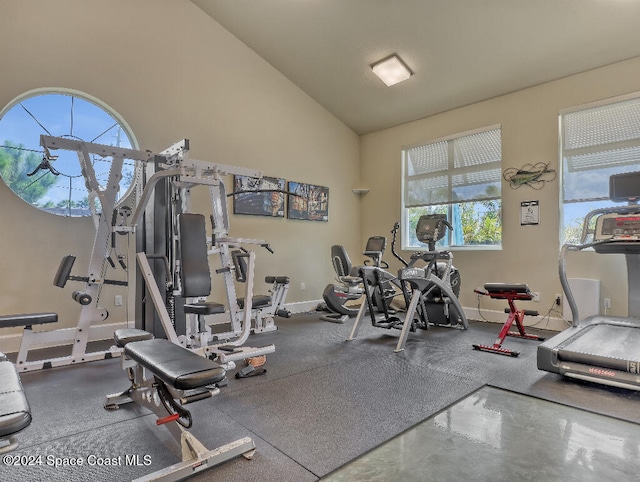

left=193, top=0, right=640, bottom=135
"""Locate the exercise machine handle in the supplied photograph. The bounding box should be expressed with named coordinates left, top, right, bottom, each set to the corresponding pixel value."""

left=390, top=222, right=409, bottom=267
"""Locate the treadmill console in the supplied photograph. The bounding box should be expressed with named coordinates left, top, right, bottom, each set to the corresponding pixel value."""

left=594, top=213, right=640, bottom=253
left=595, top=214, right=640, bottom=241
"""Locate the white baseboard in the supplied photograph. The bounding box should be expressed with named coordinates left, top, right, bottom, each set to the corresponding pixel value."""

left=285, top=299, right=323, bottom=314
left=463, top=306, right=568, bottom=332
left=0, top=301, right=566, bottom=354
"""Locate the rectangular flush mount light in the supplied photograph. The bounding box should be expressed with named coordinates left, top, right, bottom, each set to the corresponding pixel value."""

left=371, top=54, right=413, bottom=87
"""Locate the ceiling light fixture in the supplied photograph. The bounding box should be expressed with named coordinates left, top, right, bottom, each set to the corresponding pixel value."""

left=371, top=54, right=413, bottom=87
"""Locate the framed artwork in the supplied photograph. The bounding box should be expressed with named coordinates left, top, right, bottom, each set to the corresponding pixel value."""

left=287, top=181, right=329, bottom=221
left=520, top=200, right=540, bottom=226
left=233, top=176, right=286, bottom=217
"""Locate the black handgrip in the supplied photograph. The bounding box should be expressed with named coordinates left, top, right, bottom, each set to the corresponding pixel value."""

left=179, top=390, right=213, bottom=405
left=523, top=309, right=539, bottom=316
left=441, top=219, right=453, bottom=231
left=106, top=256, right=116, bottom=269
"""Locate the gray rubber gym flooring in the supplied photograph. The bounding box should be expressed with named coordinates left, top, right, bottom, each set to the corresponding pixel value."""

left=3, top=313, right=640, bottom=481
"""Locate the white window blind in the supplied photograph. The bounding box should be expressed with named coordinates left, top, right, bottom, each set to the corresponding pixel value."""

left=562, top=95, right=640, bottom=203
left=404, top=126, right=502, bottom=208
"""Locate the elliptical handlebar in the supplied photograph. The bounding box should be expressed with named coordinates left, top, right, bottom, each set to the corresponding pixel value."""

left=390, top=222, right=409, bottom=267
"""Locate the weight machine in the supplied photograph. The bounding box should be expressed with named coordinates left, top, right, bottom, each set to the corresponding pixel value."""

left=7, top=136, right=151, bottom=372
left=5, top=135, right=284, bottom=371
left=130, top=139, right=279, bottom=365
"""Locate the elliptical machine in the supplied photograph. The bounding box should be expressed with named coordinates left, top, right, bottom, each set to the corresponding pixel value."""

left=347, top=214, right=468, bottom=352
left=395, top=215, right=464, bottom=327
left=320, top=236, right=390, bottom=323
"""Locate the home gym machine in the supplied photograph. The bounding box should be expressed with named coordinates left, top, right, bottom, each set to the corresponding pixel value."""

left=320, top=236, right=389, bottom=323
left=538, top=171, right=640, bottom=390
left=347, top=214, right=468, bottom=352
left=130, top=139, right=280, bottom=365
left=7, top=135, right=283, bottom=372
left=6, top=136, right=151, bottom=372
left=473, top=284, right=545, bottom=357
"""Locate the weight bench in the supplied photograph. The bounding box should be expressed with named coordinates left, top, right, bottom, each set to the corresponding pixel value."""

left=0, top=313, right=58, bottom=370
left=0, top=352, right=32, bottom=453
left=104, top=329, right=255, bottom=481
left=473, top=283, right=545, bottom=357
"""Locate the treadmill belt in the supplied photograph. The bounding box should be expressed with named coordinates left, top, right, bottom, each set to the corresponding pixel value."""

left=558, top=323, right=640, bottom=373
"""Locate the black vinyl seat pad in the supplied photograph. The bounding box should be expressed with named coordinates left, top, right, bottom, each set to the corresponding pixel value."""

left=0, top=362, right=31, bottom=437
left=237, top=295, right=271, bottom=309
left=124, top=339, right=226, bottom=390
left=0, top=312, right=57, bottom=328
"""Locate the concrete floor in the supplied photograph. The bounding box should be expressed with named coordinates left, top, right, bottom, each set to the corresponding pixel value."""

left=323, top=386, right=640, bottom=482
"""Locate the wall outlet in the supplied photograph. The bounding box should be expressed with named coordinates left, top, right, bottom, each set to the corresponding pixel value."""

left=300, top=282, right=306, bottom=291
left=532, top=292, right=540, bottom=302
left=555, top=294, right=562, bottom=306
left=114, top=295, right=123, bottom=306
left=604, top=298, right=611, bottom=309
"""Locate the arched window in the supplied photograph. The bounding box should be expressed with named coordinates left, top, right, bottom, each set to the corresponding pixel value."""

left=0, top=89, right=138, bottom=216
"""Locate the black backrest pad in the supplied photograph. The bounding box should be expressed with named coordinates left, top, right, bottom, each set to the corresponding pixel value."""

left=53, top=255, right=76, bottom=288
left=179, top=213, right=211, bottom=298
left=330, top=245, right=352, bottom=277
left=125, top=339, right=226, bottom=390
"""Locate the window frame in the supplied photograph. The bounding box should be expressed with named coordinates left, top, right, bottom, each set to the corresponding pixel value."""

left=401, top=124, right=503, bottom=250
left=0, top=87, right=139, bottom=217
left=559, top=91, right=640, bottom=245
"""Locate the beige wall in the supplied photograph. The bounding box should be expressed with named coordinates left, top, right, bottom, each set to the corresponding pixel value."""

left=0, top=0, right=360, bottom=339
left=361, top=57, right=640, bottom=320
left=2, top=1, right=639, bottom=347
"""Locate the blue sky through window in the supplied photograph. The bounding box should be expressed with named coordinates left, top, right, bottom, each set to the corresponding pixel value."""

left=0, top=92, right=135, bottom=215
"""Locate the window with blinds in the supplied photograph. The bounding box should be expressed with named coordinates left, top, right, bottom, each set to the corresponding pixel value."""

left=560, top=93, right=640, bottom=244
left=402, top=125, right=502, bottom=248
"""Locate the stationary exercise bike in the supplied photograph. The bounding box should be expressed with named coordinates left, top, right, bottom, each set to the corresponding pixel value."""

left=320, top=236, right=393, bottom=323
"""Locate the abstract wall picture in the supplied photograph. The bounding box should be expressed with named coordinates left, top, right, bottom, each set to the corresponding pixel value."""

left=287, top=181, right=329, bottom=221
left=233, top=176, right=286, bottom=217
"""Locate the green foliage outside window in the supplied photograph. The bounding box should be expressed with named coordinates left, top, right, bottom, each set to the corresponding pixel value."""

left=0, top=142, right=57, bottom=205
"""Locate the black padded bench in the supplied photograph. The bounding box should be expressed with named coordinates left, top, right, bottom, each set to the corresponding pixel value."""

left=105, top=330, right=256, bottom=480
left=0, top=354, right=31, bottom=453
left=483, top=283, right=533, bottom=300
left=124, top=338, right=227, bottom=390
left=0, top=312, right=58, bottom=328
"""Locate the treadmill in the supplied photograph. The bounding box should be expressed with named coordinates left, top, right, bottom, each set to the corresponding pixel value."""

left=537, top=171, right=640, bottom=390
